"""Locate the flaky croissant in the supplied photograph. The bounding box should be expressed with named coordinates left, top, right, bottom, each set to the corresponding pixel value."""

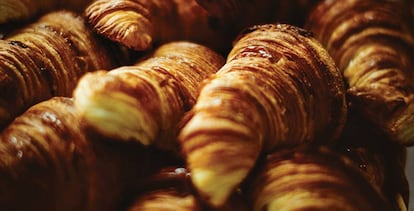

left=306, top=0, right=414, bottom=146
left=0, top=97, right=182, bottom=211
left=128, top=190, right=203, bottom=211
left=126, top=167, right=249, bottom=211
left=126, top=167, right=203, bottom=211
left=0, top=97, right=106, bottom=211
left=73, top=41, right=224, bottom=152
left=178, top=23, right=347, bottom=207
left=0, top=10, right=119, bottom=129
left=245, top=145, right=393, bottom=211
left=84, top=0, right=233, bottom=52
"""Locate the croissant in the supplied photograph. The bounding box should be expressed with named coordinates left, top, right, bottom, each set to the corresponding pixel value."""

left=245, top=145, right=393, bottom=211
left=306, top=0, right=414, bottom=146
left=73, top=41, right=224, bottom=152
left=0, top=0, right=92, bottom=25
left=125, top=167, right=201, bottom=211
left=128, top=190, right=203, bottom=211
left=0, top=97, right=104, bottom=210
left=126, top=167, right=249, bottom=211
left=0, top=96, right=182, bottom=211
left=0, top=10, right=119, bottom=129
left=178, top=23, right=347, bottom=206
left=84, top=0, right=233, bottom=52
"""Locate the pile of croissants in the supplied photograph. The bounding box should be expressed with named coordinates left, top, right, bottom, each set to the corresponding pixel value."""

left=1, top=0, right=414, bottom=210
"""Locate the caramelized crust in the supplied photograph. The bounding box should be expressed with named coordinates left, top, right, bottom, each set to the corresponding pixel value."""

left=306, top=0, right=414, bottom=146
left=126, top=167, right=250, bottom=211
left=85, top=0, right=156, bottom=51
left=246, top=146, right=392, bottom=211
left=126, top=167, right=202, bottom=211
left=0, top=97, right=95, bottom=210
left=193, top=0, right=321, bottom=54
left=0, top=97, right=183, bottom=210
left=84, top=0, right=232, bottom=52
left=0, top=11, right=118, bottom=129
left=178, top=23, right=347, bottom=207
left=73, top=41, right=224, bottom=152
left=128, top=190, right=202, bottom=211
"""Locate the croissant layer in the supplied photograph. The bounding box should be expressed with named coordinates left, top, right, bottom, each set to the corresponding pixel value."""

left=0, top=97, right=184, bottom=210
left=0, top=11, right=117, bottom=129
left=306, top=0, right=414, bottom=145
left=73, top=41, right=224, bottom=152
left=246, top=145, right=392, bottom=211
left=179, top=23, right=347, bottom=206
left=84, top=0, right=233, bottom=52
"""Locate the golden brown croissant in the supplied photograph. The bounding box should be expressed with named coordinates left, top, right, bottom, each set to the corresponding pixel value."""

left=0, top=10, right=119, bottom=129
left=0, top=97, right=182, bottom=211
left=0, top=0, right=92, bottom=25
left=73, top=41, right=224, bottom=152
left=128, top=190, right=203, bottom=211
left=126, top=167, right=202, bottom=211
left=306, top=0, right=414, bottom=146
left=245, top=145, right=393, bottom=211
left=84, top=0, right=233, bottom=52
left=178, top=23, right=347, bottom=207
left=0, top=97, right=106, bottom=210
left=126, top=167, right=250, bottom=211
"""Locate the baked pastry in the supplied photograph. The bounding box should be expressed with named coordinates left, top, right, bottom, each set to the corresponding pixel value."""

left=73, top=41, right=224, bottom=152
left=0, top=97, right=182, bottom=211
left=0, top=10, right=118, bottom=129
left=84, top=0, right=232, bottom=52
left=0, top=97, right=102, bottom=210
left=126, top=167, right=202, bottom=211
left=245, top=145, right=393, bottom=211
left=178, top=23, right=347, bottom=206
left=125, top=167, right=249, bottom=211
left=306, top=0, right=414, bottom=146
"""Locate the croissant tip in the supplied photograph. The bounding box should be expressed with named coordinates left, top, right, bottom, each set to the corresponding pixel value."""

left=73, top=73, right=157, bottom=145
left=191, top=167, right=246, bottom=207
left=391, top=107, right=414, bottom=146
